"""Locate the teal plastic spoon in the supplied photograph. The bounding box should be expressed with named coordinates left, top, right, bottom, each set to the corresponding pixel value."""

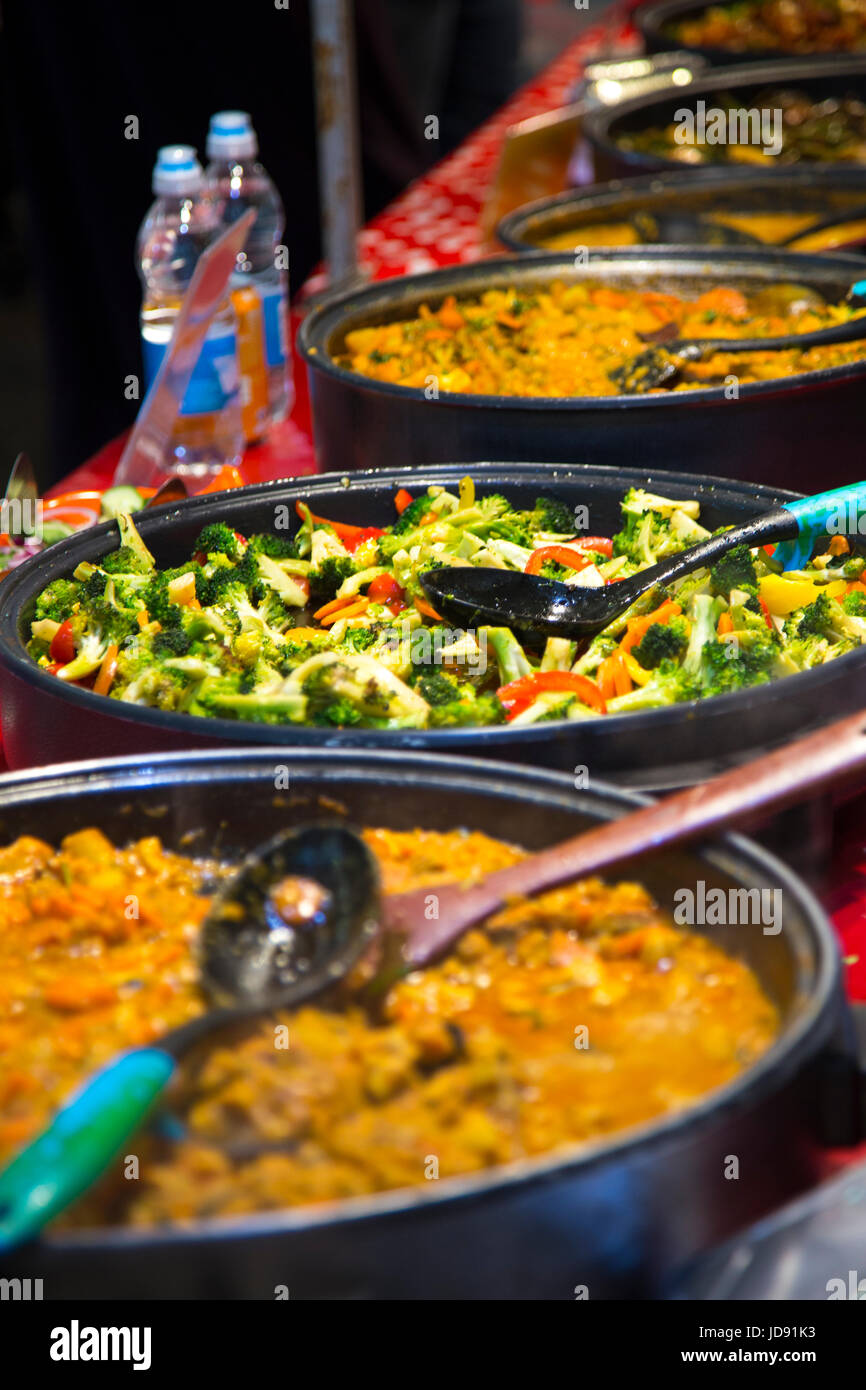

left=0, top=824, right=379, bottom=1250
left=422, top=481, right=866, bottom=638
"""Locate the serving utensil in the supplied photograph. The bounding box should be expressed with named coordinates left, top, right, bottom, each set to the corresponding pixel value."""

left=610, top=288, right=866, bottom=392
left=421, top=481, right=865, bottom=639
left=779, top=203, right=866, bottom=248
left=629, top=208, right=762, bottom=247
left=3, top=688, right=865, bottom=1248
left=0, top=825, right=379, bottom=1249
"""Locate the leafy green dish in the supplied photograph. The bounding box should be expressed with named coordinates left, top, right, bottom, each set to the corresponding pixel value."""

left=27, top=479, right=866, bottom=728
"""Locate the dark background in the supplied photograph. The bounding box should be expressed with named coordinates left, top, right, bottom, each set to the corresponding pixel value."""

left=0, top=0, right=600, bottom=487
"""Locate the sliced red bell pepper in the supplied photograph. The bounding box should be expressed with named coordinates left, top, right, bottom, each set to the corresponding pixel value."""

left=49, top=619, right=75, bottom=666
left=571, top=535, right=613, bottom=557
left=758, top=597, right=775, bottom=631
left=295, top=501, right=384, bottom=553
left=497, top=670, right=607, bottom=719
left=524, top=545, right=594, bottom=576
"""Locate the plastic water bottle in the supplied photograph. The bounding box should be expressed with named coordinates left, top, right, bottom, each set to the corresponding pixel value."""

left=205, top=111, right=293, bottom=438
left=137, top=145, right=243, bottom=476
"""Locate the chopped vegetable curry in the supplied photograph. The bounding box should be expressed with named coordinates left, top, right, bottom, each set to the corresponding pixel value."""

left=337, top=280, right=866, bottom=396
left=0, top=826, right=778, bottom=1226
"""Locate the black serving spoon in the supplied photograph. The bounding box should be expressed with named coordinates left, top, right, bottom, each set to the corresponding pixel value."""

left=420, top=482, right=862, bottom=639
left=610, top=305, right=866, bottom=393
left=778, top=202, right=866, bottom=248
left=629, top=208, right=762, bottom=248
left=0, top=824, right=380, bottom=1249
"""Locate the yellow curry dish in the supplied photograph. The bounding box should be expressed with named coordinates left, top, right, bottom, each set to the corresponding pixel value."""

left=0, top=826, right=778, bottom=1227
left=338, top=280, right=866, bottom=398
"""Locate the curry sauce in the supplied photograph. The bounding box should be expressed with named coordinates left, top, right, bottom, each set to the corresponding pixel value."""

left=0, top=827, right=778, bottom=1227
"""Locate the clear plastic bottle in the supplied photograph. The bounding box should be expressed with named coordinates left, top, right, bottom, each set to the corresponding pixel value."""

left=137, top=145, right=243, bottom=477
left=205, top=111, right=293, bottom=437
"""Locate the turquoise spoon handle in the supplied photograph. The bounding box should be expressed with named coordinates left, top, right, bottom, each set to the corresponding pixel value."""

left=0, top=1049, right=175, bottom=1250
left=777, top=482, right=866, bottom=571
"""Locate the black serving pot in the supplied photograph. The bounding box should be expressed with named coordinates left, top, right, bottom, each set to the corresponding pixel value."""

left=3, top=464, right=866, bottom=793
left=0, top=748, right=860, bottom=1300
left=637, top=0, right=866, bottom=67
left=298, top=249, right=866, bottom=490
left=497, top=167, right=866, bottom=254
left=583, top=56, right=866, bottom=182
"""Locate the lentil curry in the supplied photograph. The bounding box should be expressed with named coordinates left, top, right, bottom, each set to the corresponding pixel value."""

left=0, top=825, right=778, bottom=1228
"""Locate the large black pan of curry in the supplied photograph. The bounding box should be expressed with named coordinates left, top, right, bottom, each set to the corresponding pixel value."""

left=298, top=247, right=866, bottom=490
left=0, top=748, right=860, bottom=1300
left=583, top=56, right=866, bottom=182
left=3, top=464, right=866, bottom=794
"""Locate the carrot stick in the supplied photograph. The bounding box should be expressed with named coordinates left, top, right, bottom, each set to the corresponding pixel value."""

left=414, top=597, right=443, bottom=622
left=319, top=598, right=370, bottom=627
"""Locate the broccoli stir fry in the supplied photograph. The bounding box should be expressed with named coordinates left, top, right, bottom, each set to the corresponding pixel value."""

left=27, top=481, right=866, bottom=728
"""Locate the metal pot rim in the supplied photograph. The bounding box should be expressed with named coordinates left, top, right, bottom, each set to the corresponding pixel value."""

left=0, top=746, right=840, bottom=1250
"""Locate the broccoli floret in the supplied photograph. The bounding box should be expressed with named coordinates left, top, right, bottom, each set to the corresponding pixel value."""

left=841, top=590, right=866, bottom=618
left=195, top=562, right=247, bottom=608
left=613, top=489, right=707, bottom=568
left=79, top=568, right=111, bottom=601
left=341, top=625, right=380, bottom=652
left=141, top=572, right=189, bottom=629
left=391, top=494, right=437, bottom=535
left=479, top=495, right=574, bottom=549
left=309, top=696, right=364, bottom=727
left=192, top=675, right=307, bottom=724
left=34, top=578, right=81, bottom=623
left=152, top=626, right=193, bottom=658
left=613, top=510, right=673, bottom=568
left=246, top=532, right=299, bottom=561
left=308, top=555, right=356, bottom=606
left=700, top=637, right=775, bottom=695
left=428, top=689, right=505, bottom=727
left=286, top=651, right=429, bottom=728
left=709, top=544, right=758, bottom=597
left=193, top=523, right=242, bottom=560
left=416, top=670, right=462, bottom=706
left=631, top=615, right=689, bottom=669
left=484, top=627, right=533, bottom=685
left=540, top=560, right=569, bottom=581
left=100, top=546, right=154, bottom=576
left=791, top=588, right=866, bottom=646
left=790, top=591, right=836, bottom=641
left=414, top=669, right=504, bottom=726
left=529, top=495, right=575, bottom=536
left=606, top=659, right=700, bottom=712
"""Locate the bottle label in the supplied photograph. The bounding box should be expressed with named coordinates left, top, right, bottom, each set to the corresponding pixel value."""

left=142, top=329, right=239, bottom=416
left=261, top=284, right=288, bottom=369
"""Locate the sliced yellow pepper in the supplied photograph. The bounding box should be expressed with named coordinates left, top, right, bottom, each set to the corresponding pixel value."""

left=758, top=574, right=846, bottom=616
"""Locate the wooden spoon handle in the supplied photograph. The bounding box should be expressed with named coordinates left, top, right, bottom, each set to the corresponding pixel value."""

left=386, top=707, right=866, bottom=965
